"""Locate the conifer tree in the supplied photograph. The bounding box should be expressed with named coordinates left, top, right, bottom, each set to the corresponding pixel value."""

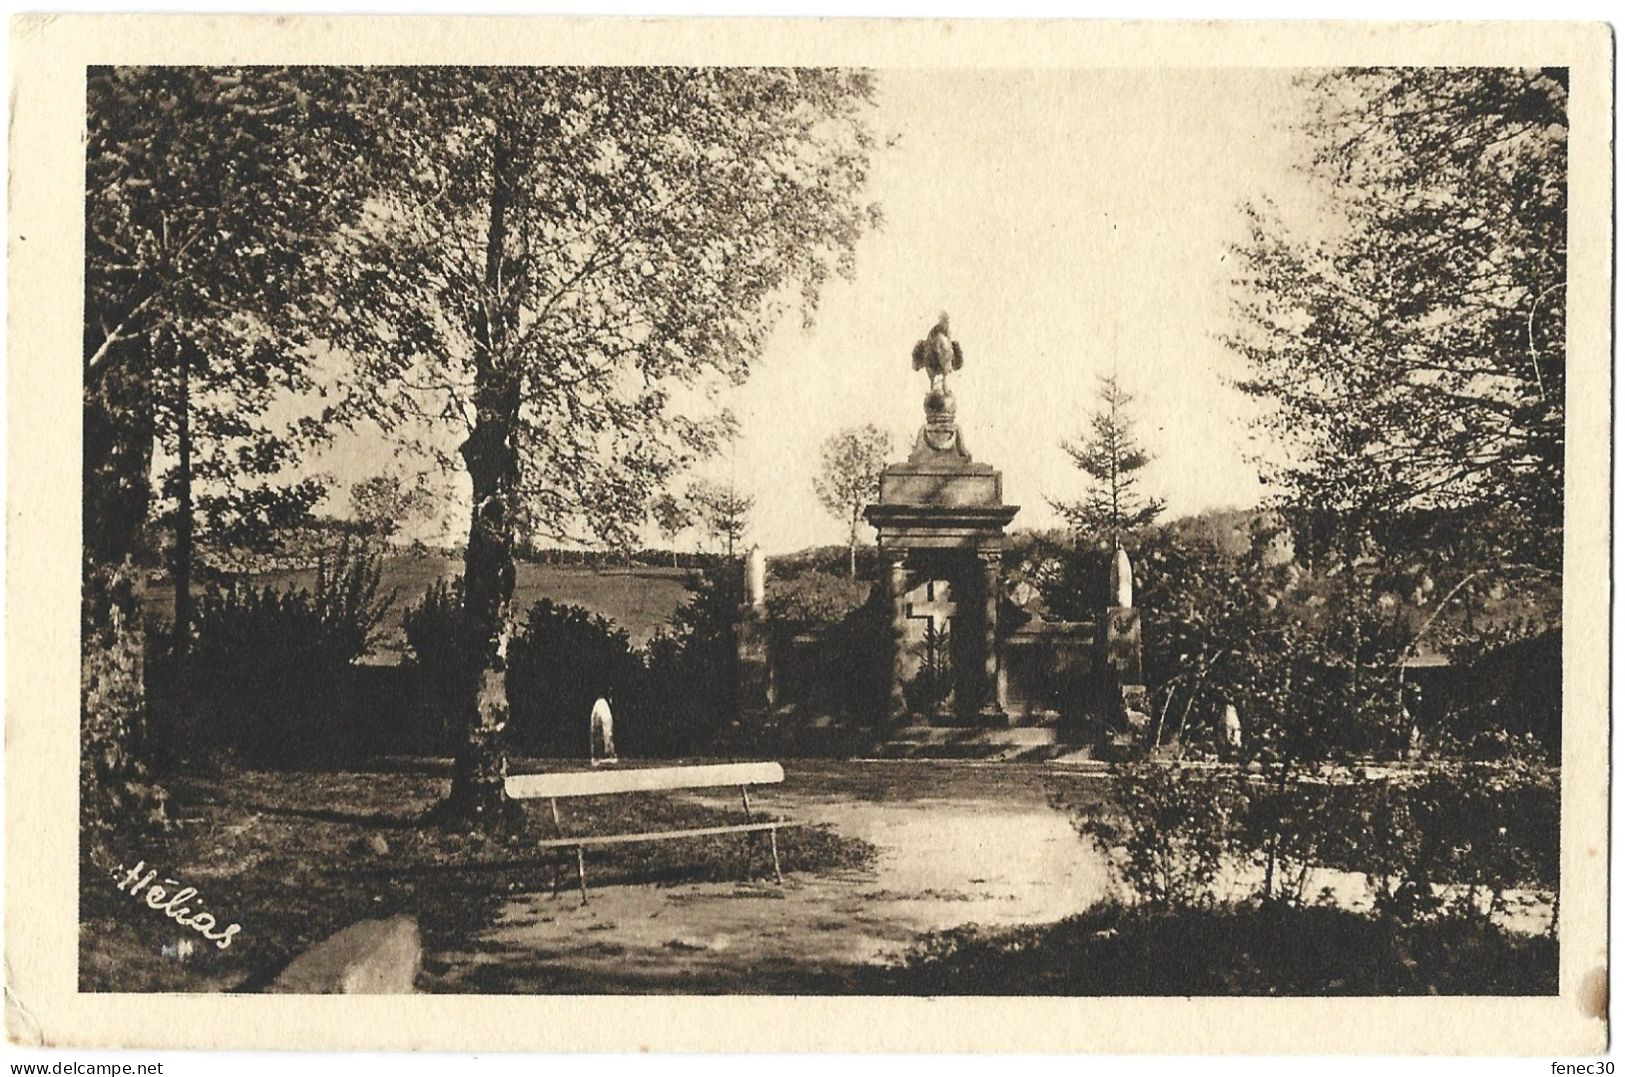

left=1049, top=374, right=1165, bottom=548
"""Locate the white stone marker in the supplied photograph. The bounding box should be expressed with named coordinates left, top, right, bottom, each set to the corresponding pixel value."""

left=746, top=543, right=767, bottom=611
left=1110, top=545, right=1134, bottom=609
left=590, top=696, right=618, bottom=765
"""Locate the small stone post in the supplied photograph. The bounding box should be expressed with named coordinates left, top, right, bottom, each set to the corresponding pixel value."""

left=1223, top=702, right=1243, bottom=752
left=736, top=545, right=773, bottom=721
left=1103, top=545, right=1150, bottom=746
left=746, top=544, right=766, bottom=613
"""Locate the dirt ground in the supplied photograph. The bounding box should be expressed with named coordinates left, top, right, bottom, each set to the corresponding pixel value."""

left=421, top=760, right=1117, bottom=993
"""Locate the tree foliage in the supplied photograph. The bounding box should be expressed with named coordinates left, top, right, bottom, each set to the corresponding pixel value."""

left=690, top=478, right=756, bottom=559
left=85, top=67, right=366, bottom=565
left=1229, top=68, right=1567, bottom=567
left=349, top=470, right=435, bottom=542
left=319, top=67, right=877, bottom=820
left=1049, top=375, right=1165, bottom=547
left=649, top=491, right=695, bottom=565
left=325, top=67, right=877, bottom=550
left=813, top=423, right=892, bottom=577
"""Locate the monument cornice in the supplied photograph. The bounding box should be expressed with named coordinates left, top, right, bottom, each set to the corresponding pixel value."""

left=863, top=502, right=1020, bottom=532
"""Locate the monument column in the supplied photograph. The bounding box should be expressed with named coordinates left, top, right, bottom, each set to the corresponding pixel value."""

left=978, top=549, right=1005, bottom=722
left=884, top=549, right=910, bottom=726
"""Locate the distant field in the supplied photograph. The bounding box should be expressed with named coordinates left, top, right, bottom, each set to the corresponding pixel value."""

left=139, top=555, right=698, bottom=658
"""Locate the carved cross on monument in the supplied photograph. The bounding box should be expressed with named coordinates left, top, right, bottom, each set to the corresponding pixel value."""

left=906, top=579, right=956, bottom=666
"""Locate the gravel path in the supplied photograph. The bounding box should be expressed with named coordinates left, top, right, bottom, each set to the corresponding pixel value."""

left=420, top=761, right=1115, bottom=992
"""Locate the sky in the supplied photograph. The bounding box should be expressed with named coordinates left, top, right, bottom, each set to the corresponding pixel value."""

left=316, top=68, right=1323, bottom=554
left=704, top=68, right=1316, bottom=553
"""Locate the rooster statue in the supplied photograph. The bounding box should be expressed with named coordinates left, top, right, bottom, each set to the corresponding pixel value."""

left=912, top=312, right=964, bottom=395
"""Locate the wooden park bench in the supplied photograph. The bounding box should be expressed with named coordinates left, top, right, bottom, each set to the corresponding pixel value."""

left=505, top=761, right=801, bottom=905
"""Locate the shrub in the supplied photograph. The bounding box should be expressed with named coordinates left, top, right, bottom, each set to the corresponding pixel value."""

left=174, top=540, right=394, bottom=765
left=404, top=585, right=653, bottom=759
left=643, top=566, right=743, bottom=755
left=1438, top=628, right=1561, bottom=756
left=1339, top=756, right=1558, bottom=926
left=402, top=576, right=481, bottom=754
left=1067, top=763, right=1244, bottom=908
left=764, top=570, right=869, bottom=626
left=1066, top=756, right=1558, bottom=927
left=884, top=900, right=1556, bottom=995
left=507, top=599, right=648, bottom=758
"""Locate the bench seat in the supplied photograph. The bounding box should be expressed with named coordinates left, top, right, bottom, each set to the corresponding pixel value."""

left=506, top=761, right=797, bottom=903
left=530, top=820, right=803, bottom=849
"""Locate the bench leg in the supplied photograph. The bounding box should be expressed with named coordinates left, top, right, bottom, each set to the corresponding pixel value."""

left=739, top=785, right=755, bottom=881
left=575, top=844, right=589, bottom=907
left=546, top=798, right=571, bottom=902
left=769, top=826, right=783, bottom=885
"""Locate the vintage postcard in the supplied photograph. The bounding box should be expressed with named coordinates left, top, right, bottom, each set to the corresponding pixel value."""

left=6, top=14, right=1612, bottom=1054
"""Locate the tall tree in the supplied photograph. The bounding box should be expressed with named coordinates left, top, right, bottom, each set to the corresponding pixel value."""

left=85, top=67, right=365, bottom=644
left=324, top=68, right=877, bottom=822
left=1229, top=68, right=1566, bottom=568
left=350, top=471, right=435, bottom=543
left=650, top=492, right=694, bottom=568
left=813, top=424, right=892, bottom=577
left=690, top=479, right=756, bottom=560
left=1048, top=374, right=1165, bottom=548
left=1228, top=68, right=1566, bottom=735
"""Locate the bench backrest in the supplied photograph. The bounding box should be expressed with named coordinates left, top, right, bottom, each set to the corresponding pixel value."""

left=506, top=761, right=784, bottom=800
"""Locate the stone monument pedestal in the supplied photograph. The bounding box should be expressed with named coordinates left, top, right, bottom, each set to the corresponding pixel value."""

left=865, top=318, right=1018, bottom=730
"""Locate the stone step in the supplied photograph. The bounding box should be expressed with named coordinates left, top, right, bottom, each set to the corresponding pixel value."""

left=875, top=725, right=1097, bottom=762
left=887, top=725, right=1059, bottom=746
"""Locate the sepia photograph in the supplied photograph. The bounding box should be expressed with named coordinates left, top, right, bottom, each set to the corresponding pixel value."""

left=6, top=13, right=1611, bottom=1056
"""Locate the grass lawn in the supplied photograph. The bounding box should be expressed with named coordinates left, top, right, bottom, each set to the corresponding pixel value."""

left=873, top=900, right=1558, bottom=995
left=80, top=761, right=873, bottom=992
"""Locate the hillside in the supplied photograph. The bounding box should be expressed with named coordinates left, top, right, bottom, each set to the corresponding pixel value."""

left=136, top=556, right=695, bottom=659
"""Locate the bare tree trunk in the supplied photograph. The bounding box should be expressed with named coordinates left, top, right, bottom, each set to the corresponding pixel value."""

left=83, top=334, right=154, bottom=568
left=445, top=395, right=520, bottom=824
left=1262, top=763, right=1289, bottom=902
left=172, top=333, right=194, bottom=659
left=442, top=135, right=522, bottom=828
left=848, top=518, right=858, bottom=579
